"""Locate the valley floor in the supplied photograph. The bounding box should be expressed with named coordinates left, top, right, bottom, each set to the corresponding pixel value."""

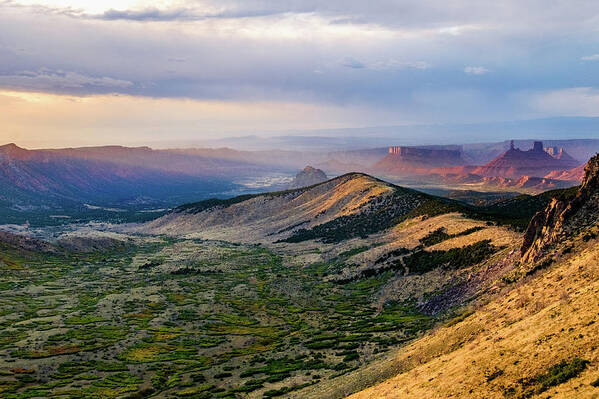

left=0, top=232, right=435, bottom=398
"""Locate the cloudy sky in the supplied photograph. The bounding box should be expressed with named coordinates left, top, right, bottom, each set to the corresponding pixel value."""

left=1, top=0, right=599, bottom=147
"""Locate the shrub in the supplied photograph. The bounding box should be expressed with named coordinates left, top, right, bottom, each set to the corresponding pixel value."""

left=518, top=357, right=590, bottom=397
left=404, top=240, right=499, bottom=274
left=534, top=357, right=589, bottom=392
left=419, top=226, right=484, bottom=247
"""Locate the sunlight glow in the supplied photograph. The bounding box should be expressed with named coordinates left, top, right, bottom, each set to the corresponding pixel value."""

left=0, top=90, right=402, bottom=148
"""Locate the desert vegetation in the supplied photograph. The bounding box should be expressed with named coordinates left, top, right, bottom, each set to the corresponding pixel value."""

left=0, top=236, right=438, bottom=398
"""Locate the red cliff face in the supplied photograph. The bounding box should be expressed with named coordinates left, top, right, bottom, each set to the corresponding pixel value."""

left=473, top=141, right=580, bottom=178
left=375, top=146, right=466, bottom=175
left=545, top=164, right=585, bottom=182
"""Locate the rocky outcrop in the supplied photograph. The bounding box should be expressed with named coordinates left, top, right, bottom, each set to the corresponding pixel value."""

left=474, top=141, right=581, bottom=178
left=0, top=231, right=59, bottom=254
left=545, top=164, right=585, bottom=182
left=288, top=166, right=328, bottom=189
left=521, top=154, right=599, bottom=262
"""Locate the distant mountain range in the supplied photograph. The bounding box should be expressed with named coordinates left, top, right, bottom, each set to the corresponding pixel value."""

left=471, top=141, right=579, bottom=178
left=191, top=117, right=599, bottom=151
left=44, top=145, right=277, bottom=178
left=2, top=136, right=598, bottom=225
left=0, top=144, right=249, bottom=218
left=369, top=140, right=593, bottom=193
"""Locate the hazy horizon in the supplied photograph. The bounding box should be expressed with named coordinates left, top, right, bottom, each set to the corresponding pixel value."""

left=3, top=116, right=599, bottom=150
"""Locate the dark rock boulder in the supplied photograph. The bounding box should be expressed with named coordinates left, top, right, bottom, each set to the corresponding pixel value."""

left=288, top=166, right=328, bottom=189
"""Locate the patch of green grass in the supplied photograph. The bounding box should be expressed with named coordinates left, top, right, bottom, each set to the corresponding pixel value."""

left=517, top=357, right=589, bottom=398
left=65, top=315, right=106, bottom=325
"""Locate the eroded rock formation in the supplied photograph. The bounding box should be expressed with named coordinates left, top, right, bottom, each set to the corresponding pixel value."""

left=289, top=166, right=328, bottom=189
left=474, top=141, right=580, bottom=178
left=521, top=153, right=599, bottom=262
left=375, top=146, right=466, bottom=175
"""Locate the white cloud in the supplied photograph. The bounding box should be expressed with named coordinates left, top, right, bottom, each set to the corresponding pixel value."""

left=581, top=54, right=599, bottom=61
left=464, top=66, right=489, bottom=75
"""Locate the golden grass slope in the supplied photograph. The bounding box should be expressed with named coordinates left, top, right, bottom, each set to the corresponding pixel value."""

left=138, top=174, right=394, bottom=243
left=346, top=237, right=599, bottom=399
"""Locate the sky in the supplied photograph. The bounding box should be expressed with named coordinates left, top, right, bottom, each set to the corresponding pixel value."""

left=1, top=0, right=599, bottom=148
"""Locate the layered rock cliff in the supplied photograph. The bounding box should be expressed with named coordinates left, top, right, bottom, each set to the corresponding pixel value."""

left=545, top=163, right=585, bottom=182
left=374, top=146, right=466, bottom=175
left=521, top=153, right=599, bottom=262
left=474, top=141, right=580, bottom=178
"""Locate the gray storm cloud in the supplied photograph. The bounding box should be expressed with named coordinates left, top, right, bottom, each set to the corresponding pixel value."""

left=1, top=0, right=599, bottom=124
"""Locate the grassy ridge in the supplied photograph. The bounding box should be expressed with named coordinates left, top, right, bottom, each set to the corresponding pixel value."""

left=172, top=174, right=580, bottom=244
left=280, top=187, right=426, bottom=244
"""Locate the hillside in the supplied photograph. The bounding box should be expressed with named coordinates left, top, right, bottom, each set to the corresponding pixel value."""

left=290, top=154, right=599, bottom=399
left=0, top=143, right=238, bottom=212
left=0, top=230, right=58, bottom=255
left=140, top=168, right=584, bottom=242
left=139, top=173, right=431, bottom=242
left=335, top=236, right=599, bottom=399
